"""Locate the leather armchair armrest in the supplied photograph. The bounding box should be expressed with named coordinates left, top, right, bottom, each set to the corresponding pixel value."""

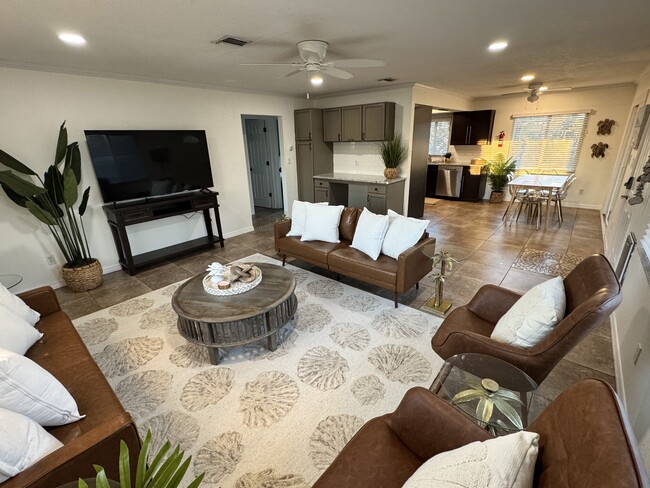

left=389, top=387, right=490, bottom=460
left=466, top=284, right=521, bottom=324
left=274, top=219, right=291, bottom=243
left=17, top=286, right=62, bottom=317
left=396, top=237, right=435, bottom=293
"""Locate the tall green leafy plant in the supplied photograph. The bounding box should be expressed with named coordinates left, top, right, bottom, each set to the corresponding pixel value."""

left=379, top=134, right=408, bottom=168
left=0, top=121, right=94, bottom=268
left=79, top=431, right=204, bottom=488
left=485, top=154, right=517, bottom=192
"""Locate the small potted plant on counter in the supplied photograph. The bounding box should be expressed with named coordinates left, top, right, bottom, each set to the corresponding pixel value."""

left=0, top=121, right=103, bottom=292
left=486, top=153, right=517, bottom=203
left=379, top=134, right=408, bottom=179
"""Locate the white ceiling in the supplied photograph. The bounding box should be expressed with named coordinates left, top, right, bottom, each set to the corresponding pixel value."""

left=1, top=0, right=650, bottom=99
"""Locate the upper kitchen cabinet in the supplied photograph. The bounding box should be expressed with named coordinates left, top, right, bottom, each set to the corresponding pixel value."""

left=322, top=107, right=342, bottom=142
left=341, top=105, right=363, bottom=141
left=450, top=109, right=495, bottom=145
left=295, top=109, right=314, bottom=141
left=363, top=102, right=395, bottom=141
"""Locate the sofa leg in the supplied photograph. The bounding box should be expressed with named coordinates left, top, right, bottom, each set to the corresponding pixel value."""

left=394, top=292, right=398, bottom=308
left=336, top=273, right=341, bottom=281
left=416, top=282, right=419, bottom=290
left=282, top=254, right=286, bottom=266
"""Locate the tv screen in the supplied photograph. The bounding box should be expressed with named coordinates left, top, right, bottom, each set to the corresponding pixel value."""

left=84, top=130, right=214, bottom=203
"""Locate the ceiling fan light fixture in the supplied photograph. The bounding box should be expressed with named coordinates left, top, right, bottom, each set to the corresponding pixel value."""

left=488, top=41, right=508, bottom=52
left=58, top=33, right=86, bottom=46
left=521, top=74, right=535, bottom=82
left=527, top=90, right=540, bottom=103
left=538, top=85, right=548, bottom=92
left=310, top=75, right=324, bottom=86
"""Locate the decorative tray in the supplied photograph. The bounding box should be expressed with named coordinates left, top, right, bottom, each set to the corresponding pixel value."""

left=202, top=264, right=262, bottom=296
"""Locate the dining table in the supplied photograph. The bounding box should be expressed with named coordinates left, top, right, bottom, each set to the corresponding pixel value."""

left=503, top=174, right=571, bottom=229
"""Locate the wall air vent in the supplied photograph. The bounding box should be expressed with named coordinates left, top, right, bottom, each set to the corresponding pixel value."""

left=378, top=77, right=397, bottom=82
left=212, top=36, right=250, bottom=47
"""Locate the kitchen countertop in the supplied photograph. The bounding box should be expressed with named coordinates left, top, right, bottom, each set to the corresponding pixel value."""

left=313, top=172, right=406, bottom=185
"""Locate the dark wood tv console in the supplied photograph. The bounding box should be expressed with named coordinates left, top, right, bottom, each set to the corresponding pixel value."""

left=103, top=191, right=224, bottom=275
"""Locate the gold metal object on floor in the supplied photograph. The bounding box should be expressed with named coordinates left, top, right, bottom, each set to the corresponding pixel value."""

left=421, top=248, right=459, bottom=316
left=423, top=297, right=452, bottom=316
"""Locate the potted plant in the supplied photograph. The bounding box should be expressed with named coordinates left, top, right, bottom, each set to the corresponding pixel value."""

left=379, top=134, right=408, bottom=179
left=0, top=121, right=103, bottom=292
left=76, top=431, right=204, bottom=488
left=443, top=151, right=452, bottom=163
left=485, top=153, right=517, bottom=203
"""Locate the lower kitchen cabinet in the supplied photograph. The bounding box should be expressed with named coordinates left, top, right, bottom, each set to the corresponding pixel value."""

left=459, top=166, right=488, bottom=202
left=314, top=179, right=330, bottom=203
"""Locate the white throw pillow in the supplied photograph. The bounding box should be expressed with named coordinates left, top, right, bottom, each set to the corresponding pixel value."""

left=403, top=431, right=539, bottom=488
left=491, top=276, right=566, bottom=348
left=0, top=282, right=40, bottom=326
left=286, top=200, right=328, bottom=237
left=0, top=305, right=42, bottom=355
left=301, top=204, right=345, bottom=243
left=0, top=348, right=84, bottom=426
left=350, top=208, right=390, bottom=260
left=0, top=407, right=63, bottom=482
left=381, top=209, right=429, bottom=259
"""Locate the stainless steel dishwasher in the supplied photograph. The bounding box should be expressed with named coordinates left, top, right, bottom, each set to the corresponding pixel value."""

left=435, top=165, right=463, bottom=198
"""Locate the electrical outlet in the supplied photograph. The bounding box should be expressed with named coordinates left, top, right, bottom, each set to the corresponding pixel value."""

left=355, top=160, right=359, bottom=166
left=579, top=188, right=584, bottom=195
left=46, top=255, right=56, bottom=265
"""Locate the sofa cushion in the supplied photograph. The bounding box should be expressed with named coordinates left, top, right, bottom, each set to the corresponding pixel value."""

left=328, top=247, right=397, bottom=285
left=0, top=305, right=42, bottom=355
left=0, top=282, right=40, bottom=325
left=381, top=210, right=430, bottom=259
left=402, top=431, right=539, bottom=488
left=351, top=208, right=390, bottom=260
left=0, top=407, right=63, bottom=483
left=339, top=207, right=360, bottom=242
left=286, top=200, right=327, bottom=237
left=302, top=204, right=345, bottom=243
left=277, top=236, right=347, bottom=266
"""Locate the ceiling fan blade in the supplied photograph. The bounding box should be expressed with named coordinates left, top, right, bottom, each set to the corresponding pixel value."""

left=279, top=70, right=303, bottom=79
left=323, top=67, right=354, bottom=79
left=331, top=58, right=385, bottom=68
left=240, top=63, right=300, bottom=66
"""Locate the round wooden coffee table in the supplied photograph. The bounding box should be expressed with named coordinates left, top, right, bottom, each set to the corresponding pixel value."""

left=171, top=262, right=297, bottom=364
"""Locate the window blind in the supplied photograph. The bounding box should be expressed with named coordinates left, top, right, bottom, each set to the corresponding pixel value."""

left=428, top=118, right=451, bottom=156
left=510, top=112, right=589, bottom=173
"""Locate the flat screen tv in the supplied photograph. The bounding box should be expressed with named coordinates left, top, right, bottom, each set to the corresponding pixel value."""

left=84, top=130, right=214, bottom=203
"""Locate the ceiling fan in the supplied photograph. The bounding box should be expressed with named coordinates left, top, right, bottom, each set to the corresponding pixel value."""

left=240, top=40, right=385, bottom=82
left=500, top=81, right=572, bottom=102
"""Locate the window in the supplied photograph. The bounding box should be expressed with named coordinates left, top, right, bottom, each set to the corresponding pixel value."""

left=428, top=117, right=451, bottom=156
left=510, top=112, right=590, bottom=173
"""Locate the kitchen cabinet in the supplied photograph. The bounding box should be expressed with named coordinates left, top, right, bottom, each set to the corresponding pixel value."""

left=322, top=108, right=341, bottom=142
left=314, top=179, right=330, bottom=203
left=363, top=102, right=395, bottom=141
left=311, top=173, right=405, bottom=214
left=341, top=105, right=363, bottom=141
left=450, top=110, right=495, bottom=145
left=367, top=184, right=387, bottom=214
left=426, top=165, right=438, bottom=198
left=294, top=109, right=333, bottom=202
left=460, top=166, right=488, bottom=202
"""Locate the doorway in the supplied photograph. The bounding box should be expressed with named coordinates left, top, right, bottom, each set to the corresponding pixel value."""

left=242, top=116, right=285, bottom=229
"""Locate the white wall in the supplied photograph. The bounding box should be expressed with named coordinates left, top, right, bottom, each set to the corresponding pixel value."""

left=0, top=67, right=302, bottom=292
left=473, top=85, right=636, bottom=208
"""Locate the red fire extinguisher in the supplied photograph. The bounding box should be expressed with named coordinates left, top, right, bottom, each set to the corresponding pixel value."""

left=498, top=130, right=505, bottom=147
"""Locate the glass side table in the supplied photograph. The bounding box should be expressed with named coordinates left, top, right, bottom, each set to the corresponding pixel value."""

left=421, top=244, right=468, bottom=316
left=0, top=274, right=23, bottom=290
left=430, top=353, right=538, bottom=435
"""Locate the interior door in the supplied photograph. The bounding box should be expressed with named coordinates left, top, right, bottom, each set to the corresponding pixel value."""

left=245, top=119, right=273, bottom=208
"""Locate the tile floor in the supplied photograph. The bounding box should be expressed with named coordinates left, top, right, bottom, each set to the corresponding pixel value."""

left=55, top=200, right=613, bottom=417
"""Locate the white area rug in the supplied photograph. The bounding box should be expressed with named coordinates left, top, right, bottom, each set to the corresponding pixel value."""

left=73, top=254, right=444, bottom=487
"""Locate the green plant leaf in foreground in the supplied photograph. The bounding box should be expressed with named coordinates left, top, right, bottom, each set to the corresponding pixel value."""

left=0, top=148, right=37, bottom=175
left=55, top=121, right=68, bottom=166
left=1, top=182, right=28, bottom=207
left=63, top=165, right=79, bottom=207
left=26, top=201, right=57, bottom=226
left=0, top=170, right=47, bottom=197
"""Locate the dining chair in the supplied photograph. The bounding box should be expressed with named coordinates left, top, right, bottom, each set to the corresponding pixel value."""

left=510, top=183, right=545, bottom=230
left=502, top=174, right=528, bottom=221
left=551, top=173, right=576, bottom=226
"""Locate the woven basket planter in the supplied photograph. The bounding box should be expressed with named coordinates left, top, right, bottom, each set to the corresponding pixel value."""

left=62, top=258, right=103, bottom=292
left=384, top=167, right=399, bottom=179
left=489, top=191, right=504, bottom=203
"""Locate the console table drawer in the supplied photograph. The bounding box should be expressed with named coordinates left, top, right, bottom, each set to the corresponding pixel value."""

left=122, top=208, right=152, bottom=223
left=192, top=196, right=216, bottom=209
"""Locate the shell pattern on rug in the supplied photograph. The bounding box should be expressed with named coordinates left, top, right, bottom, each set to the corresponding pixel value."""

left=194, top=431, right=245, bottom=483
left=329, top=323, right=370, bottom=351
left=309, top=414, right=365, bottom=469
left=140, top=410, right=200, bottom=454
left=239, top=371, right=300, bottom=427
left=180, top=367, right=235, bottom=412
left=351, top=375, right=386, bottom=405
left=371, top=309, right=429, bottom=338
left=93, top=336, right=164, bottom=378
left=140, top=303, right=177, bottom=330
left=292, top=270, right=310, bottom=285
left=235, top=469, right=309, bottom=488
left=108, top=297, right=155, bottom=317
left=162, top=282, right=182, bottom=297
left=306, top=279, right=344, bottom=299
left=294, top=303, right=333, bottom=333
left=243, top=327, right=299, bottom=361
left=339, top=293, right=380, bottom=313
left=367, top=344, right=432, bottom=384
left=169, top=343, right=210, bottom=368
left=115, top=370, right=173, bottom=422
left=76, top=317, right=119, bottom=346
left=297, top=346, right=350, bottom=390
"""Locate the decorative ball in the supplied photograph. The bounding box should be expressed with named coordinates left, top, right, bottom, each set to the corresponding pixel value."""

left=217, top=281, right=231, bottom=290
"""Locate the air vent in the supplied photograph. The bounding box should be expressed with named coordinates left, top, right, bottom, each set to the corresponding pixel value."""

left=212, top=36, right=249, bottom=47
left=378, top=77, right=397, bottom=82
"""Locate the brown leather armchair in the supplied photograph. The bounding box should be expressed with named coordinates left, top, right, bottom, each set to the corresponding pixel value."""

left=431, top=254, right=621, bottom=385
left=313, top=380, right=649, bottom=488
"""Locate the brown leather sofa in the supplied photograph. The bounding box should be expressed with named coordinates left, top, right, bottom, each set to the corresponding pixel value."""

left=432, top=254, right=622, bottom=385
left=1, top=287, right=141, bottom=488
left=313, top=380, right=649, bottom=488
left=274, top=207, right=435, bottom=307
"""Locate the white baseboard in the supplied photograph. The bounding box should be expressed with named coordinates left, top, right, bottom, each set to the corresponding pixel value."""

left=610, top=312, right=627, bottom=408
left=224, top=226, right=255, bottom=238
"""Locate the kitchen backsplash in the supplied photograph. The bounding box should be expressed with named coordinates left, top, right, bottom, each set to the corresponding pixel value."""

left=333, top=142, right=385, bottom=175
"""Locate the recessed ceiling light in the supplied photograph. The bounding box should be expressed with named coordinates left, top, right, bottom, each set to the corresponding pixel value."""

left=488, top=41, right=508, bottom=52
left=521, top=74, right=535, bottom=82
left=310, top=75, right=323, bottom=86
left=58, top=33, right=86, bottom=46
left=538, top=86, right=548, bottom=92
